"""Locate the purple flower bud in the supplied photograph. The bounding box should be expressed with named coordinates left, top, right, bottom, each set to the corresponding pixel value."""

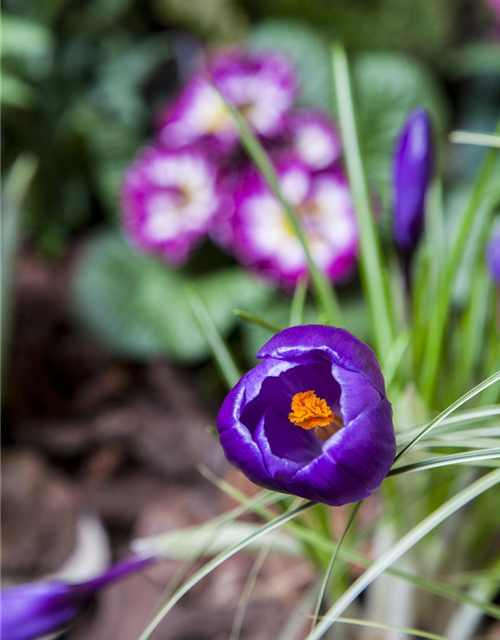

left=393, top=109, right=433, bottom=254
left=157, top=48, right=297, bottom=154
left=285, top=109, right=342, bottom=171
left=1, top=556, right=153, bottom=640
left=487, top=222, right=500, bottom=285
left=217, top=325, right=396, bottom=506
left=121, top=144, right=222, bottom=265
left=226, top=156, right=358, bottom=287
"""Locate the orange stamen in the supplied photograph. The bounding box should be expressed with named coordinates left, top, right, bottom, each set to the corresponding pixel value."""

left=288, top=390, right=335, bottom=430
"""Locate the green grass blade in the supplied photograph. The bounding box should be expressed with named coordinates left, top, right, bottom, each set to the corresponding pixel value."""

left=331, top=42, right=394, bottom=358
left=331, top=617, right=452, bottom=640
left=185, top=282, right=240, bottom=389
left=233, top=309, right=282, bottom=334
left=290, top=276, right=308, bottom=326
left=2, top=153, right=38, bottom=368
left=388, top=448, right=500, bottom=476
left=395, top=369, right=500, bottom=461
left=308, top=468, right=500, bottom=639
left=420, top=120, right=500, bottom=401
left=207, top=469, right=500, bottom=621
left=308, top=501, right=362, bottom=637
left=449, top=131, right=500, bottom=148
left=213, top=84, right=342, bottom=327
left=137, top=501, right=314, bottom=640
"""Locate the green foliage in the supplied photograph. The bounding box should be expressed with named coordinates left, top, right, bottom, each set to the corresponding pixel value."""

left=72, top=232, right=270, bottom=363
left=250, top=20, right=448, bottom=210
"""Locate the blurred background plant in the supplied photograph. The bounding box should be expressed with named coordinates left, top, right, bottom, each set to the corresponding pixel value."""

left=2, top=1, right=500, bottom=639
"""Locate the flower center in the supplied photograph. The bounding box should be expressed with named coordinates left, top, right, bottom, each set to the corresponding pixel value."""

left=288, top=390, right=343, bottom=441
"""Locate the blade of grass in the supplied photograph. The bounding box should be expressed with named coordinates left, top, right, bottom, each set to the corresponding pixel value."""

left=331, top=42, right=394, bottom=358
left=203, top=466, right=500, bottom=621
left=395, top=369, right=500, bottom=461
left=213, top=84, right=342, bottom=327
left=185, top=282, right=240, bottom=389
left=233, top=309, right=282, bottom=334
left=2, top=153, right=38, bottom=370
left=388, top=448, right=500, bottom=476
left=290, top=276, right=308, bottom=326
left=420, top=120, right=500, bottom=402
left=230, top=499, right=302, bottom=640
left=308, top=502, right=362, bottom=637
left=329, top=617, right=452, bottom=640
left=137, top=501, right=314, bottom=640
left=449, top=131, right=500, bottom=148
left=308, top=468, right=500, bottom=639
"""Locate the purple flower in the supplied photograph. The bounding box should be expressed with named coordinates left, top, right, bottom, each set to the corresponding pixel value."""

left=217, top=325, right=396, bottom=506
left=158, top=49, right=297, bottom=154
left=487, top=222, right=500, bottom=285
left=285, top=109, right=342, bottom=171
left=393, top=109, right=433, bottom=254
left=121, top=144, right=222, bottom=264
left=228, top=156, right=358, bottom=286
left=1, top=556, right=153, bottom=640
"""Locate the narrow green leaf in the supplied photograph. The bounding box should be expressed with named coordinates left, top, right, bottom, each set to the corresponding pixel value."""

left=309, top=502, right=362, bottom=637
left=185, top=283, right=240, bottom=389
left=421, top=120, right=500, bottom=401
left=290, top=276, right=308, bottom=326
left=449, top=131, right=500, bottom=149
left=331, top=617, right=452, bottom=640
left=388, top=448, right=500, bottom=476
left=137, top=501, right=314, bottom=640
left=233, top=309, right=282, bottom=334
left=308, top=468, right=500, bottom=639
left=2, top=154, right=38, bottom=369
left=331, top=43, right=394, bottom=358
left=213, top=84, right=342, bottom=327
left=395, top=370, right=500, bottom=461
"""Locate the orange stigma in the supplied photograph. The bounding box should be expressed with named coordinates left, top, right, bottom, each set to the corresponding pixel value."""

left=288, top=390, right=335, bottom=430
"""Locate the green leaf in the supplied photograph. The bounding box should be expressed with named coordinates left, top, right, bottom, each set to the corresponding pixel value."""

left=1, top=15, right=53, bottom=59
left=308, top=468, right=500, bottom=639
left=250, top=22, right=447, bottom=209
left=71, top=231, right=270, bottom=363
left=250, top=19, right=332, bottom=110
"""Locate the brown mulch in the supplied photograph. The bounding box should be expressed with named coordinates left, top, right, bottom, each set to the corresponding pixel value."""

left=1, top=246, right=315, bottom=640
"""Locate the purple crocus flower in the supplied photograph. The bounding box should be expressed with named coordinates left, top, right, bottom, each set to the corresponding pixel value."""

left=286, top=109, right=342, bottom=171
left=121, top=144, right=222, bottom=264
left=217, top=325, right=396, bottom=506
left=157, top=48, right=297, bottom=154
left=393, top=108, right=433, bottom=255
left=1, top=555, right=153, bottom=640
left=227, top=157, right=358, bottom=286
left=487, top=222, right=500, bottom=285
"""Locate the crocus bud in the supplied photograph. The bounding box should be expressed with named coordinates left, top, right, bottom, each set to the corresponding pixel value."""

left=487, top=222, right=500, bottom=286
left=1, top=555, right=153, bottom=640
left=392, top=108, right=433, bottom=255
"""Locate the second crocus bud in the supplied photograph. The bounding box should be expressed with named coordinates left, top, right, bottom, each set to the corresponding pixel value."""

left=392, top=108, right=433, bottom=256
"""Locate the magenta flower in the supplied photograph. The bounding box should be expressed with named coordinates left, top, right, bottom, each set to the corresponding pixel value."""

left=286, top=109, right=342, bottom=171
left=217, top=325, right=396, bottom=506
left=157, top=49, right=297, bottom=154
left=228, top=157, right=358, bottom=286
left=487, top=222, right=500, bottom=285
left=121, top=144, right=222, bottom=264
left=393, top=109, right=433, bottom=255
left=1, top=556, right=153, bottom=640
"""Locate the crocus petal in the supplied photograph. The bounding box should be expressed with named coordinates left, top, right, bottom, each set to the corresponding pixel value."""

left=1, top=555, right=154, bottom=640
left=486, top=222, right=500, bottom=285
left=393, top=108, right=433, bottom=254
left=217, top=325, right=396, bottom=507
